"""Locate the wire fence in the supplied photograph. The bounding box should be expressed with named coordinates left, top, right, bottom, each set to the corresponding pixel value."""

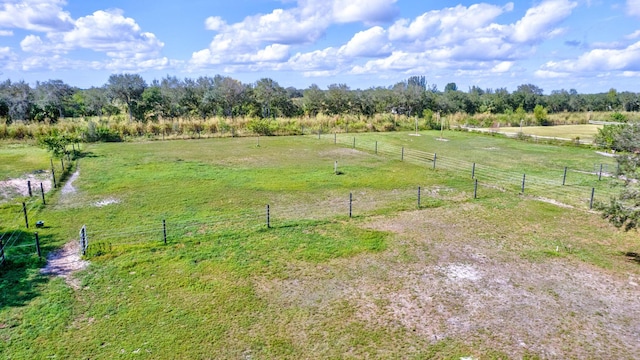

left=319, top=132, right=621, bottom=210
left=0, top=155, right=74, bottom=266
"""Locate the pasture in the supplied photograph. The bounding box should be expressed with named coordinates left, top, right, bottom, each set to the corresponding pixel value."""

left=1, top=130, right=639, bottom=359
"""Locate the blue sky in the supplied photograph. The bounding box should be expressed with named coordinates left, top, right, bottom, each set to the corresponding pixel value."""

left=0, top=0, right=639, bottom=93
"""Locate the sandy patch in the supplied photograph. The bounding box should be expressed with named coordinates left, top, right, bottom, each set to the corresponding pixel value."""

left=0, top=172, right=52, bottom=203
left=534, top=196, right=574, bottom=208
left=94, top=198, right=120, bottom=207
left=41, top=241, right=89, bottom=289
left=61, top=170, right=79, bottom=195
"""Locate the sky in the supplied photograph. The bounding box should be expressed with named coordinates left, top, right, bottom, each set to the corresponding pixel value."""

left=0, top=0, right=639, bottom=93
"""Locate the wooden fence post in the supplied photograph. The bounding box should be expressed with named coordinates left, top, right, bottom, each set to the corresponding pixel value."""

left=163, top=219, right=167, bottom=244
left=266, top=205, right=271, bottom=228
left=474, top=179, right=478, bottom=199
left=35, top=232, right=41, bottom=258
left=23, top=202, right=29, bottom=229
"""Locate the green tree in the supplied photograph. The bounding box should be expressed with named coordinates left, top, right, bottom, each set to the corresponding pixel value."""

left=533, top=104, right=549, bottom=125
left=597, top=124, right=640, bottom=230
left=106, top=73, right=147, bottom=122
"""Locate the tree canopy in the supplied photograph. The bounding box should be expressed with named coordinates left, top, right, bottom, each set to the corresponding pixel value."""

left=1, top=74, right=640, bottom=124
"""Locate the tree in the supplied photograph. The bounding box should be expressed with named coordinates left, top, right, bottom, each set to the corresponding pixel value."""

left=106, top=73, right=147, bottom=122
left=35, top=79, right=74, bottom=121
left=302, top=84, right=325, bottom=117
left=597, top=124, right=640, bottom=230
left=533, top=104, right=549, bottom=125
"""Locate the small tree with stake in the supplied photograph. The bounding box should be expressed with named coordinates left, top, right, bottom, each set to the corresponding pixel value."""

left=596, top=123, right=640, bottom=231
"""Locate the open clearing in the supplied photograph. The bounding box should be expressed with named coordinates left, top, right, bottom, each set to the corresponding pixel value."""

left=1, top=131, right=639, bottom=359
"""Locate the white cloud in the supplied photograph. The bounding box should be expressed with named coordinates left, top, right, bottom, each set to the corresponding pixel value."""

left=534, top=69, right=570, bottom=78
left=340, top=26, right=391, bottom=57
left=626, top=30, right=640, bottom=39
left=190, top=0, right=400, bottom=68
left=332, top=0, right=399, bottom=23
left=628, top=0, right=640, bottom=17
left=17, top=9, right=168, bottom=72
left=510, top=0, right=578, bottom=43
left=511, top=0, right=578, bottom=43
left=205, top=16, right=226, bottom=31
left=541, top=41, right=640, bottom=73
left=0, top=30, right=13, bottom=36
left=0, top=0, right=73, bottom=32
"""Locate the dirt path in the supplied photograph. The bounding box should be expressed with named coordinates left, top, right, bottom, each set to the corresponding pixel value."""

left=41, top=169, right=88, bottom=288
left=40, top=240, right=89, bottom=289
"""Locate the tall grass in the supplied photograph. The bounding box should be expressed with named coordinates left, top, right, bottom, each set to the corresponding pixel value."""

left=1, top=111, right=638, bottom=142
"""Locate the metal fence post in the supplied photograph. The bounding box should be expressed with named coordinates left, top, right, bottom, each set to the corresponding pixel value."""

left=35, top=232, right=41, bottom=258
left=521, top=174, right=526, bottom=194
left=349, top=193, right=353, bottom=218
left=266, top=205, right=271, bottom=228
left=40, top=182, right=46, bottom=205
left=590, top=188, right=595, bottom=209
left=562, top=166, right=568, bottom=186
left=23, top=202, right=29, bottom=229
left=163, top=219, right=167, bottom=244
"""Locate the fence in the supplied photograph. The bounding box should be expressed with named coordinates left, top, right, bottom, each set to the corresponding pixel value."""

left=316, top=132, right=620, bottom=210
left=0, top=154, right=75, bottom=267
left=79, top=187, right=452, bottom=255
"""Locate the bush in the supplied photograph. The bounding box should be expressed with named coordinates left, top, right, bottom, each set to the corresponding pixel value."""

left=610, top=112, right=627, bottom=122
left=247, top=118, right=276, bottom=136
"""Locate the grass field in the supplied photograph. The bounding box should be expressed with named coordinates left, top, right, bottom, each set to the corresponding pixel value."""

left=489, top=124, right=602, bottom=142
left=1, top=130, right=639, bottom=359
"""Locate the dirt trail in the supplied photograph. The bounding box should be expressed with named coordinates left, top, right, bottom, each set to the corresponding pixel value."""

left=40, top=241, right=89, bottom=289
left=41, top=169, right=88, bottom=288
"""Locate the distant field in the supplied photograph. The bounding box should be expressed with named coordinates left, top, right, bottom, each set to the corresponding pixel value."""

left=1, top=131, right=639, bottom=359
left=494, top=124, right=603, bottom=141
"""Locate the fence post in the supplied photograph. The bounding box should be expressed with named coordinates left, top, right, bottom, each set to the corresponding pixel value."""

left=22, top=202, right=29, bottom=229
left=521, top=174, right=526, bottom=194
left=598, top=164, right=603, bottom=181
left=562, top=166, right=568, bottom=186
left=472, top=162, right=476, bottom=179
left=35, top=232, right=41, bottom=258
left=432, top=153, right=437, bottom=170
left=349, top=193, right=353, bottom=218
left=79, top=225, right=87, bottom=256
left=266, top=205, right=271, bottom=228
left=334, top=132, right=337, bottom=144
left=334, top=161, right=338, bottom=174
left=474, top=179, right=478, bottom=199
left=353, top=137, right=356, bottom=149
left=163, top=219, right=167, bottom=244
left=417, top=186, right=421, bottom=209
left=28, top=180, right=32, bottom=197
left=51, top=158, right=57, bottom=188
left=401, top=147, right=404, bottom=161
left=590, top=188, right=595, bottom=209
left=40, top=183, right=46, bottom=205
left=375, top=141, right=378, bottom=155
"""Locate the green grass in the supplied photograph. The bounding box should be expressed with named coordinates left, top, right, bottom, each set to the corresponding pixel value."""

left=497, top=124, right=602, bottom=141
left=1, top=133, right=638, bottom=359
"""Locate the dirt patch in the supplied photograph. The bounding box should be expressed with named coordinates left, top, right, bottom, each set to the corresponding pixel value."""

left=255, top=208, right=640, bottom=358
left=0, top=171, right=52, bottom=203
left=41, top=241, right=89, bottom=289
left=94, top=197, right=120, bottom=207
left=534, top=196, right=574, bottom=209
left=61, top=170, right=79, bottom=195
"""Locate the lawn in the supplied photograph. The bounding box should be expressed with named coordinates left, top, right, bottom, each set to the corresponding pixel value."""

left=1, top=131, right=639, bottom=359
left=490, top=124, right=602, bottom=141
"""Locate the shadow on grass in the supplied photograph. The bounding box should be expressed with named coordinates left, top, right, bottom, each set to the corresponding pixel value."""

left=0, top=230, right=53, bottom=311
left=624, top=252, right=640, bottom=264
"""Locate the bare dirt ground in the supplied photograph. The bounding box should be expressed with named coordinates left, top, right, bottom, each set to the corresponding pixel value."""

left=40, top=169, right=89, bottom=288
left=0, top=171, right=52, bottom=203
left=40, top=240, right=89, bottom=289
left=255, top=205, right=640, bottom=358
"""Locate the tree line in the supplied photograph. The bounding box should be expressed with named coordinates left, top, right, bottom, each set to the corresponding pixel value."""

left=1, top=74, right=639, bottom=124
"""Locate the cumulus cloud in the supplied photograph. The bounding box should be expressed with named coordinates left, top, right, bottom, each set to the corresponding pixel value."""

left=190, top=0, right=399, bottom=68
left=510, top=0, right=577, bottom=43
left=340, top=27, right=391, bottom=57
left=0, top=0, right=73, bottom=32
left=540, top=41, right=640, bottom=73
left=15, top=8, right=168, bottom=72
